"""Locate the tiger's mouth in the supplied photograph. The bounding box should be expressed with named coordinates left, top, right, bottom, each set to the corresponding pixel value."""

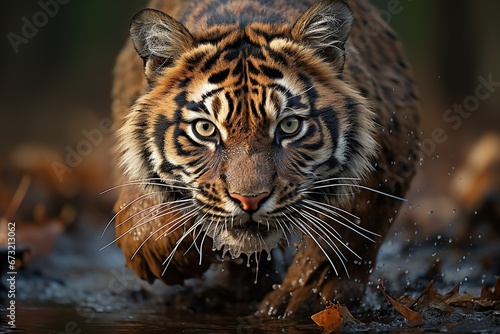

left=204, top=221, right=286, bottom=259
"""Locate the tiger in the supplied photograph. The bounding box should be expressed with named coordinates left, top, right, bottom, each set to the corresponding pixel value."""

left=111, top=0, right=420, bottom=317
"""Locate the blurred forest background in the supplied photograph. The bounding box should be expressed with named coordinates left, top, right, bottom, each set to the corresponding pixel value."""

left=0, top=0, right=499, bottom=303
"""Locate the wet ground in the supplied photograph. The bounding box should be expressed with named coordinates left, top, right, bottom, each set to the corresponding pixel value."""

left=1, top=203, right=499, bottom=333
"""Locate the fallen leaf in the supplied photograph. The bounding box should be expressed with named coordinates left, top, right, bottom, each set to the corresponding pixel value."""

left=311, top=302, right=355, bottom=333
left=445, top=293, right=476, bottom=308
left=410, top=280, right=437, bottom=308
left=495, top=276, right=500, bottom=300
left=379, top=281, right=423, bottom=326
left=444, top=283, right=461, bottom=299
left=477, top=277, right=500, bottom=309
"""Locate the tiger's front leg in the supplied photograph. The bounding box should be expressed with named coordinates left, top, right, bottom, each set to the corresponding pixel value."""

left=258, top=236, right=374, bottom=317
left=258, top=191, right=400, bottom=317
left=114, top=186, right=214, bottom=285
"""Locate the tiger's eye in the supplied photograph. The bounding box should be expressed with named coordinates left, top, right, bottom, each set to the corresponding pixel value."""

left=194, top=120, right=216, bottom=137
left=279, top=117, right=301, bottom=135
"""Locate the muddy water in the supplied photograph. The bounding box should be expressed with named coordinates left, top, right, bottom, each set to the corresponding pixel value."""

left=5, top=298, right=500, bottom=333
left=1, top=215, right=499, bottom=333
left=5, top=302, right=318, bottom=333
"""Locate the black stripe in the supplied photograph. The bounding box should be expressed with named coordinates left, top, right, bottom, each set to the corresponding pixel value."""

left=202, top=53, right=220, bottom=71
left=185, top=52, right=205, bottom=69
left=185, top=101, right=207, bottom=113
left=258, top=98, right=267, bottom=119
left=133, top=114, right=156, bottom=177
left=208, top=68, right=230, bottom=84
left=298, top=73, right=318, bottom=107
left=173, top=127, right=202, bottom=156
left=232, top=58, right=244, bottom=76
left=259, top=65, right=283, bottom=79
left=297, top=151, right=315, bottom=161
left=224, top=48, right=242, bottom=62
left=250, top=99, right=259, bottom=119
left=191, top=162, right=209, bottom=177
left=225, top=92, right=234, bottom=122
left=317, top=108, right=339, bottom=153
left=247, top=60, right=259, bottom=74
left=197, top=30, right=233, bottom=44
left=252, top=27, right=288, bottom=42
left=249, top=77, right=259, bottom=86
left=267, top=48, right=288, bottom=66
left=201, top=87, right=224, bottom=100
left=154, top=114, right=170, bottom=156
left=174, top=91, right=188, bottom=108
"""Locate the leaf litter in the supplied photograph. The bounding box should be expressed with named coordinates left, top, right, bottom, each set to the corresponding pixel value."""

left=312, top=277, right=500, bottom=332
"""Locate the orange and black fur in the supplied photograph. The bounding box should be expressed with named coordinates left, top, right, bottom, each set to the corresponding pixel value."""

left=112, top=0, right=420, bottom=316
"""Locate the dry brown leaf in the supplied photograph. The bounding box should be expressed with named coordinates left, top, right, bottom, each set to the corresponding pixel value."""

left=481, top=285, right=494, bottom=300
left=444, top=283, right=461, bottom=299
left=477, top=277, right=500, bottom=309
left=494, top=276, right=500, bottom=299
left=379, top=281, right=424, bottom=326
left=410, top=280, right=437, bottom=308
left=445, top=293, right=476, bottom=307
left=311, top=302, right=355, bottom=333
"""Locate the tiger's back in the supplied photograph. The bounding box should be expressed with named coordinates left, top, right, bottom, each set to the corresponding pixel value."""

left=112, top=0, right=419, bottom=316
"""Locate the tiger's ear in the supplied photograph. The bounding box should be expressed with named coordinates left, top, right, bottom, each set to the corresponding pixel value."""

left=129, top=9, right=195, bottom=81
left=291, top=0, right=353, bottom=71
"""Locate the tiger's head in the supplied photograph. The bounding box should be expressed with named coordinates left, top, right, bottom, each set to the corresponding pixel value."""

left=117, top=0, right=378, bottom=261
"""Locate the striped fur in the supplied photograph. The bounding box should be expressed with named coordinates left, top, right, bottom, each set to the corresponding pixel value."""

left=112, top=0, right=420, bottom=315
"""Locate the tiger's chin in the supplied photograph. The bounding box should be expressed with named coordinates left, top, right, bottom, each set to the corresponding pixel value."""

left=205, top=223, right=286, bottom=259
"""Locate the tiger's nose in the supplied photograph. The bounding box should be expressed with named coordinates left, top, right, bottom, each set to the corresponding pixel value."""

left=229, top=192, right=270, bottom=212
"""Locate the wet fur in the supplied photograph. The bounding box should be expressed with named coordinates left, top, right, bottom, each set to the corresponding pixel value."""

left=111, top=0, right=420, bottom=316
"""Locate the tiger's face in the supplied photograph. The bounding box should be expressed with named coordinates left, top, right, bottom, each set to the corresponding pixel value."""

left=118, top=1, right=378, bottom=259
